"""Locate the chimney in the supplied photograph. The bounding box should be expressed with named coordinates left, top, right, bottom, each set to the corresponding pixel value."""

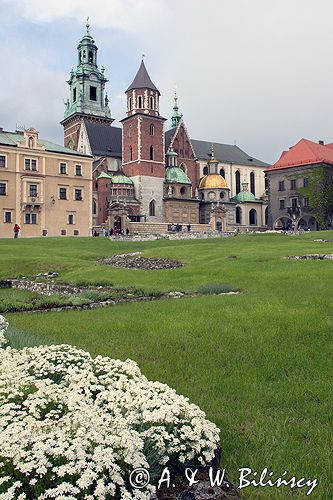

left=318, top=140, right=324, bottom=145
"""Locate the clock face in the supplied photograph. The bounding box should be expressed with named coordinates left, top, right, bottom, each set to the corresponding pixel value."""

left=209, top=191, right=216, bottom=200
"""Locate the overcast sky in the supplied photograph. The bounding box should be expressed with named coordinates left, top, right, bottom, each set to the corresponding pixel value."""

left=0, top=0, right=332, bottom=164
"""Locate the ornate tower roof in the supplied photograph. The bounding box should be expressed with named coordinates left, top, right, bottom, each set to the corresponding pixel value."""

left=171, top=93, right=182, bottom=129
left=233, top=181, right=256, bottom=202
left=62, top=20, right=112, bottom=124
left=126, top=59, right=160, bottom=94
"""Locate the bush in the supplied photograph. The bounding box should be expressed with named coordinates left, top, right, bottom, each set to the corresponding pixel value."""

left=0, top=316, right=220, bottom=499
left=197, top=283, right=235, bottom=295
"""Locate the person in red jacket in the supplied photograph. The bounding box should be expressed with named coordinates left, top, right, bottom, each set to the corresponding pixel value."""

left=13, top=224, right=20, bottom=239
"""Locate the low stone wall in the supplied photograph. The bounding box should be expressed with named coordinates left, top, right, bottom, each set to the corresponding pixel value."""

left=128, top=222, right=212, bottom=235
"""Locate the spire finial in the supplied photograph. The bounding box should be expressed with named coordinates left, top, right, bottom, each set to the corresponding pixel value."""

left=86, top=16, right=90, bottom=34
left=142, top=53, right=145, bottom=61
left=171, top=89, right=181, bottom=129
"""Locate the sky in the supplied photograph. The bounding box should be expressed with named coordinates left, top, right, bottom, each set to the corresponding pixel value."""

left=0, top=0, right=332, bottom=164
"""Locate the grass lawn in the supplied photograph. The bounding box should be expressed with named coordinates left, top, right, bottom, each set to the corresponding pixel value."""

left=1, top=232, right=332, bottom=499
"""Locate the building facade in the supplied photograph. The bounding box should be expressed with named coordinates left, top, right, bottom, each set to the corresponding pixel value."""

left=61, top=24, right=269, bottom=233
left=266, top=138, right=333, bottom=230
left=0, top=128, right=92, bottom=238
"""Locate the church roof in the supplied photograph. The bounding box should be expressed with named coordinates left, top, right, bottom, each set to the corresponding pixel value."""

left=165, top=167, right=191, bottom=185
left=233, top=190, right=256, bottom=202
left=85, top=122, right=122, bottom=158
left=126, top=60, right=159, bottom=94
left=266, top=138, right=333, bottom=171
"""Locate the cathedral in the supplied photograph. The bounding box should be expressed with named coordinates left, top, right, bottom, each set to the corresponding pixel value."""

left=61, top=23, right=269, bottom=234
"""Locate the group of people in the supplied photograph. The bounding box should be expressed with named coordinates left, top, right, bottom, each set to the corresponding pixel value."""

left=170, top=223, right=191, bottom=233
left=92, top=227, right=130, bottom=237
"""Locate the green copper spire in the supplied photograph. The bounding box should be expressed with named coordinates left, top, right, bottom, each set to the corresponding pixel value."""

left=171, top=92, right=182, bottom=128
left=63, top=21, right=112, bottom=121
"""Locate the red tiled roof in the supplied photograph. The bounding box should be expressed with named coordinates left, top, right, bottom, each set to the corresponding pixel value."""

left=266, top=138, right=333, bottom=171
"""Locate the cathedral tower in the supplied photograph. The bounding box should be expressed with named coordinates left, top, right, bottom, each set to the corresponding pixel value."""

left=120, top=59, right=166, bottom=221
left=61, top=20, right=113, bottom=150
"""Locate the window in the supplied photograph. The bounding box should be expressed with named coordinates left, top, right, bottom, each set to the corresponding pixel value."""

left=29, top=184, right=38, bottom=197
left=129, top=146, right=133, bottom=161
left=68, top=214, right=74, bottom=225
left=203, top=166, right=208, bottom=175
left=90, top=86, right=97, bottom=101
left=129, top=125, right=132, bottom=138
left=75, top=188, right=82, bottom=201
left=150, top=146, right=154, bottom=160
left=138, top=96, right=142, bottom=108
left=59, top=187, right=67, bottom=200
left=73, top=88, right=77, bottom=102
left=220, top=168, right=225, bottom=177
left=28, top=136, right=33, bottom=148
left=236, top=206, right=241, bottom=224
left=150, top=124, right=154, bottom=136
left=235, top=170, right=241, bottom=194
left=129, top=97, right=132, bottom=111
left=249, top=208, right=257, bottom=225
left=250, top=171, right=255, bottom=195
left=25, top=213, right=37, bottom=224
left=149, top=200, right=156, bottom=216
left=25, top=159, right=37, bottom=171
left=180, top=187, right=186, bottom=195
left=93, top=199, right=97, bottom=215
left=303, top=177, right=309, bottom=187
left=75, top=164, right=82, bottom=176
left=291, top=198, right=298, bottom=208
left=304, top=197, right=309, bottom=207
left=0, top=155, right=5, bottom=168
left=0, top=183, right=6, bottom=195
left=220, top=191, right=224, bottom=199
left=74, top=229, right=79, bottom=236
left=59, top=163, right=67, bottom=174
left=278, top=180, right=285, bottom=191
left=149, top=96, right=154, bottom=109
left=4, top=211, right=12, bottom=223
left=290, top=179, right=296, bottom=190
left=279, top=199, right=285, bottom=209
left=264, top=175, right=268, bottom=191
left=88, top=51, right=93, bottom=63
left=61, top=229, right=67, bottom=236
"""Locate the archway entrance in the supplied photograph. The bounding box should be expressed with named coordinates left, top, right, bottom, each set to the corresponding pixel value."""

left=114, top=216, right=122, bottom=231
left=249, top=209, right=257, bottom=225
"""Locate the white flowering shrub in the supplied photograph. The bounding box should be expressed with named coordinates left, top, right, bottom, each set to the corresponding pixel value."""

left=0, top=315, right=220, bottom=499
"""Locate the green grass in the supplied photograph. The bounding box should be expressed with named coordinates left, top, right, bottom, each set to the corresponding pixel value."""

left=1, top=232, right=332, bottom=499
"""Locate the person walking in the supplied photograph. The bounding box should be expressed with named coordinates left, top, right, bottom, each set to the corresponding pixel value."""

left=13, top=224, right=20, bottom=239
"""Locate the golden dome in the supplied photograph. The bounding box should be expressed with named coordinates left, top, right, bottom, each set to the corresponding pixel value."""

left=199, top=174, right=228, bottom=189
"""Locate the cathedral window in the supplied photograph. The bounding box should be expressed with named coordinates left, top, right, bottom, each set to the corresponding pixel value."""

left=149, top=96, right=154, bottom=109
left=90, top=86, right=97, bottom=101
left=250, top=171, right=255, bottom=195
left=138, top=96, right=142, bottom=109
left=150, top=146, right=154, bottom=160
left=203, top=166, right=208, bottom=175
left=73, top=88, right=77, bottom=102
left=235, top=170, right=241, bottom=193
left=130, top=146, right=133, bottom=161
left=220, top=168, right=225, bottom=177
left=88, top=51, right=93, bottom=63
left=149, top=200, right=156, bottom=216
left=93, top=199, right=97, bottom=215
left=150, top=124, right=154, bottom=136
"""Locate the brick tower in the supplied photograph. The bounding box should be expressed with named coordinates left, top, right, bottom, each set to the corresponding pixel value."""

left=120, top=59, right=166, bottom=221
left=60, top=20, right=113, bottom=150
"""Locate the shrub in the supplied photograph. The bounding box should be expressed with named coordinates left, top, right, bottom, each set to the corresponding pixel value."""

left=0, top=316, right=220, bottom=499
left=197, top=283, right=235, bottom=295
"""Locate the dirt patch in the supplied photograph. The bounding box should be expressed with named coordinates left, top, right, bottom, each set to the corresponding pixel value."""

left=98, top=252, right=183, bottom=270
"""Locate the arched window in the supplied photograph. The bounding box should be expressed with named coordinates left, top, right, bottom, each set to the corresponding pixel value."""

left=129, top=146, right=133, bottom=161
left=179, top=163, right=187, bottom=173
left=149, top=200, right=156, bottom=216
left=93, top=199, right=97, bottom=215
left=236, top=206, right=241, bottom=224
left=150, top=124, right=154, bottom=136
left=250, top=171, right=255, bottom=195
left=180, top=186, right=186, bottom=195
left=88, top=51, right=93, bottom=63
left=149, top=96, right=154, bottom=109
left=129, top=97, right=132, bottom=111
left=203, top=166, right=208, bottom=175
left=129, top=125, right=132, bottom=138
left=220, top=168, right=225, bottom=178
left=150, top=146, right=154, bottom=160
left=235, top=170, right=241, bottom=194
left=138, top=96, right=142, bottom=109
left=249, top=208, right=257, bottom=225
